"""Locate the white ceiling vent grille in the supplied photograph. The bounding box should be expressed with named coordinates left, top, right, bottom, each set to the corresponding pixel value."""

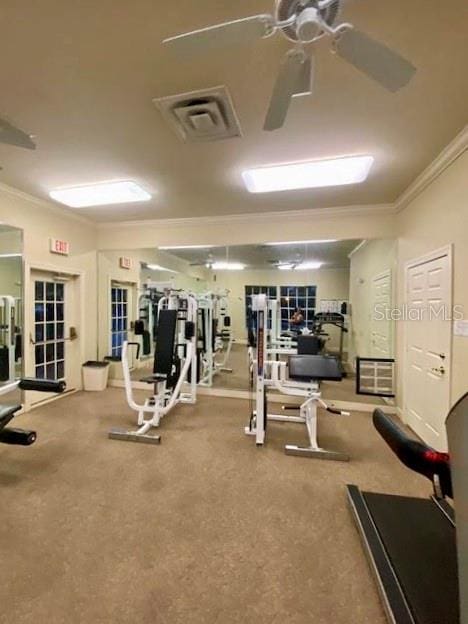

left=153, top=86, right=242, bottom=143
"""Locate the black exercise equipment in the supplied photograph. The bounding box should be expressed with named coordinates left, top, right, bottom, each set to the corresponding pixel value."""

left=0, top=377, right=66, bottom=446
left=288, top=354, right=343, bottom=382
left=347, top=395, right=468, bottom=624
left=312, top=312, right=348, bottom=365
left=297, top=334, right=322, bottom=355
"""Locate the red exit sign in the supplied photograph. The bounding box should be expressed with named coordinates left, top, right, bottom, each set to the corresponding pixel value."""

left=50, top=238, right=70, bottom=256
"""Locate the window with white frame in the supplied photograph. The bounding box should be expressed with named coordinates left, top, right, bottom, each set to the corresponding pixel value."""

left=279, top=285, right=317, bottom=330
left=244, top=285, right=277, bottom=329
left=110, top=286, right=128, bottom=357
left=244, top=285, right=317, bottom=331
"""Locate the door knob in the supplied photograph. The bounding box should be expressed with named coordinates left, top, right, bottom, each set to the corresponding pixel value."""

left=431, top=366, right=445, bottom=375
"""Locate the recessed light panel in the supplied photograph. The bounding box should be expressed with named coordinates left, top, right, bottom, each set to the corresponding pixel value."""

left=49, top=181, right=151, bottom=208
left=211, top=262, right=245, bottom=271
left=243, top=156, right=374, bottom=193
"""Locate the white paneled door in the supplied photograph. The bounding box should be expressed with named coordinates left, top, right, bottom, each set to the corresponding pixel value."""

left=371, top=270, right=393, bottom=357
left=405, top=251, right=451, bottom=450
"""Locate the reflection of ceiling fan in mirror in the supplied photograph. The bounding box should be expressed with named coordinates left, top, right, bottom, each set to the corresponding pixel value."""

left=0, top=117, right=36, bottom=150
left=163, top=0, right=417, bottom=131
left=190, top=252, right=215, bottom=268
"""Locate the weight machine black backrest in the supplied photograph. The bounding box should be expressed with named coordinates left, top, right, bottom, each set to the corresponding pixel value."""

left=154, top=309, right=177, bottom=377
left=288, top=355, right=343, bottom=382
left=297, top=334, right=321, bottom=355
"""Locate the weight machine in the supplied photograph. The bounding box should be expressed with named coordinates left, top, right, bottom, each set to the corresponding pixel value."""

left=245, top=294, right=350, bottom=459
left=0, top=377, right=66, bottom=446
left=0, top=296, right=21, bottom=384
left=197, top=291, right=233, bottom=387
left=109, top=290, right=197, bottom=445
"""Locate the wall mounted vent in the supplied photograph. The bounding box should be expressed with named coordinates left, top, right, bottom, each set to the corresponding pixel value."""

left=153, top=86, right=242, bottom=143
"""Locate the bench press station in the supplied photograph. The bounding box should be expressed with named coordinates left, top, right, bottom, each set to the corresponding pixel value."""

left=245, top=294, right=350, bottom=460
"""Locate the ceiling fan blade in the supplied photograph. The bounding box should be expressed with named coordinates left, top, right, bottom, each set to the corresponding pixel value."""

left=163, top=15, right=274, bottom=55
left=264, top=50, right=310, bottom=132
left=0, top=118, right=36, bottom=150
left=293, top=54, right=315, bottom=97
left=335, top=28, right=416, bottom=92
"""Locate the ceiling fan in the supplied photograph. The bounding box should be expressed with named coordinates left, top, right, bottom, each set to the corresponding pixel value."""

left=0, top=117, right=36, bottom=150
left=190, top=252, right=216, bottom=267
left=163, top=0, right=417, bottom=131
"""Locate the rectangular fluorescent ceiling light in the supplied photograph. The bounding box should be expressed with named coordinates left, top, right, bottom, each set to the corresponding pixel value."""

left=159, top=245, right=212, bottom=250
left=242, top=156, right=374, bottom=193
left=49, top=181, right=151, bottom=208
left=295, top=261, right=323, bottom=270
left=211, top=262, right=245, bottom=271
left=267, top=240, right=337, bottom=246
left=278, top=261, right=323, bottom=271
left=146, top=264, right=178, bottom=273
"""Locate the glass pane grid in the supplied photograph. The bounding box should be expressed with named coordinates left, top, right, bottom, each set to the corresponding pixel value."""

left=111, top=287, right=129, bottom=357
left=280, top=285, right=317, bottom=330
left=34, top=280, right=66, bottom=381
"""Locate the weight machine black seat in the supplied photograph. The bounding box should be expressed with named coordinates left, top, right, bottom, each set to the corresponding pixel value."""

left=0, top=404, right=22, bottom=429
left=288, top=354, right=343, bottom=382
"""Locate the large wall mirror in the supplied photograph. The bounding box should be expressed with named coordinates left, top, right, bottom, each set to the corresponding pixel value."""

left=97, top=238, right=396, bottom=405
left=0, top=225, right=23, bottom=389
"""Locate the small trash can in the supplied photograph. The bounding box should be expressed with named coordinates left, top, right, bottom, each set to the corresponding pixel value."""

left=82, top=361, right=110, bottom=391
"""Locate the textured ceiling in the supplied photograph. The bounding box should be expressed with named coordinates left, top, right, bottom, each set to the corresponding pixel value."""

left=0, top=0, right=467, bottom=222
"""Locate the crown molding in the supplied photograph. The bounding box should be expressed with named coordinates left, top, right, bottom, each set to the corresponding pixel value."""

left=395, top=124, right=468, bottom=213
left=97, top=203, right=395, bottom=230
left=348, top=240, right=368, bottom=258
left=0, top=181, right=95, bottom=228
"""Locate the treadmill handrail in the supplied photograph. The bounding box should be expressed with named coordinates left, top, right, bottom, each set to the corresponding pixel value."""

left=373, top=409, right=452, bottom=498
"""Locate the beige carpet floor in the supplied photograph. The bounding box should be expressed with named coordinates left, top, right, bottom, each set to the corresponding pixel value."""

left=0, top=390, right=429, bottom=624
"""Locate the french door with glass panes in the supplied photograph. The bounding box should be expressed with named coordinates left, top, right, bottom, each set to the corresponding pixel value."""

left=30, top=271, right=80, bottom=404
left=110, top=284, right=129, bottom=358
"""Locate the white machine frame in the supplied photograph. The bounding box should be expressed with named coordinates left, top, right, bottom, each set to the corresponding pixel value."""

left=245, top=293, right=350, bottom=460
left=198, top=291, right=233, bottom=387
left=109, top=290, right=198, bottom=444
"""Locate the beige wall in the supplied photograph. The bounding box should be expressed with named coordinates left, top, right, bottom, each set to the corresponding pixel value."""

left=212, top=267, right=350, bottom=351
left=348, top=239, right=397, bottom=364
left=0, top=257, right=22, bottom=300
left=396, top=150, right=468, bottom=409
left=97, top=206, right=395, bottom=250
left=0, top=184, right=98, bottom=389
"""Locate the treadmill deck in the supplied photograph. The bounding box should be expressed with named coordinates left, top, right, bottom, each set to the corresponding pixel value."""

left=347, top=485, right=459, bottom=624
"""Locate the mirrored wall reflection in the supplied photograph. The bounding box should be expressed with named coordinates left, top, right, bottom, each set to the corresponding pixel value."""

left=97, top=239, right=397, bottom=405
left=0, top=225, right=23, bottom=388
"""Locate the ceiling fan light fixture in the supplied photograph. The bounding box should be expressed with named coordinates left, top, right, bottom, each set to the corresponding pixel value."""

left=242, top=155, right=374, bottom=193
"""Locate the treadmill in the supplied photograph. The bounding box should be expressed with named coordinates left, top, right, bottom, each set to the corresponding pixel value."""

left=347, top=393, right=468, bottom=624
